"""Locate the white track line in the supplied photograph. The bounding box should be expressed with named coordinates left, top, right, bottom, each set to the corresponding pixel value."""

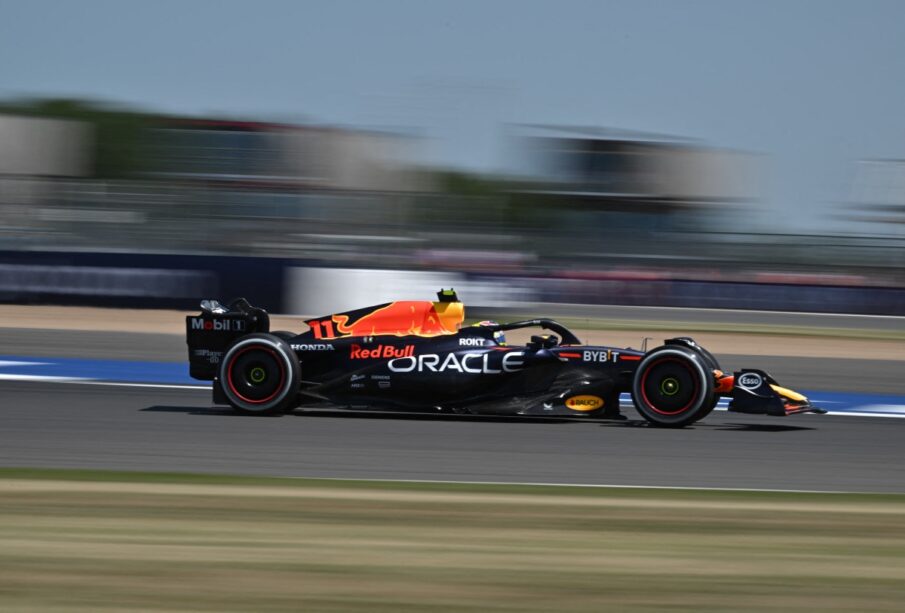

left=68, top=380, right=210, bottom=390
left=286, top=476, right=900, bottom=496
left=0, top=374, right=208, bottom=390
left=0, top=374, right=85, bottom=382
left=0, top=360, right=51, bottom=367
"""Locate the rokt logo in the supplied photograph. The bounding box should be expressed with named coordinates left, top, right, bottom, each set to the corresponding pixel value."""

left=459, top=337, right=485, bottom=347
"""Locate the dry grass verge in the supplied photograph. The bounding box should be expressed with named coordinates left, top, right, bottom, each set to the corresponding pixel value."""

left=1, top=470, right=905, bottom=612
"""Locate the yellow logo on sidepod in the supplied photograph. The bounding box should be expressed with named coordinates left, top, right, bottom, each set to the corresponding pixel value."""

left=565, top=395, right=604, bottom=411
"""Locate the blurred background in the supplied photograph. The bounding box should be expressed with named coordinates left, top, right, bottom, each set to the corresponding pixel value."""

left=1, top=0, right=903, bottom=315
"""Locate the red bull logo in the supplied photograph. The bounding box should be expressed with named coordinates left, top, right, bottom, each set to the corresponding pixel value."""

left=310, top=300, right=464, bottom=339
left=350, top=344, right=415, bottom=359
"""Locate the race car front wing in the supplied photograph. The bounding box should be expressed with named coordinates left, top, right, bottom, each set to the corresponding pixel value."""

left=721, top=369, right=827, bottom=417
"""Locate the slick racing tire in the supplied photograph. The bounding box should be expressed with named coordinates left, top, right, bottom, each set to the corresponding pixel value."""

left=631, top=346, right=715, bottom=427
left=219, top=334, right=300, bottom=415
left=693, top=344, right=721, bottom=373
left=675, top=341, right=721, bottom=420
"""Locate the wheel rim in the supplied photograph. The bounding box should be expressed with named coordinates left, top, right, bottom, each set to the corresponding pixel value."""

left=226, top=346, right=286, bottom=405
left=640, top=357, right=700, bottom=415
left=660, top=377, right=680, bottom=396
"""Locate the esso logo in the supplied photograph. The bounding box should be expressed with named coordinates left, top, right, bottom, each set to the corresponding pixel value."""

left=565, top=395, right=604, bottom=411
left=738, top=373, right=763, bottom=390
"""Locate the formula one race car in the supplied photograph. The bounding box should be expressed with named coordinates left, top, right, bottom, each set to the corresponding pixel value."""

left=186, top=290, right=825, bottom=427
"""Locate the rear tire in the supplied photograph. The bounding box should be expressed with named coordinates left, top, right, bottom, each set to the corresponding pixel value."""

left=219, top=333, right=300, bottom=415
left=631, top=346, right=714, bottom=427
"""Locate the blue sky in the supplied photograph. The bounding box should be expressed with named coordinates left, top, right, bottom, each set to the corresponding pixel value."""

left=2, top=0, right=904, bottom=231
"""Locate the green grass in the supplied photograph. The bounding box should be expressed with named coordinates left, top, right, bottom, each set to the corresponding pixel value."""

left=2, top=469, right=905, bottom=612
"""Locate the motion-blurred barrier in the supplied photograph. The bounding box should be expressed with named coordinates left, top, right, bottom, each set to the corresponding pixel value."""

left=2, top=252, right=904, bottom=315
left=286, top=268, right=905, bottom=316
left=529, top=276, right=905, bottom=315
left=286, top=267, right=532, bottom=315
left=0, top=264, right=212, bottom=298
left=0, top=251, right=287, bottom=311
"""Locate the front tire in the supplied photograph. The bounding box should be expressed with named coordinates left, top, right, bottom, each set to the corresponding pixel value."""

left=675, top=341, right=721, bottom=420
left=219, top=334, right=300, bottom=415
left=631, top=346, right=714, bottom=427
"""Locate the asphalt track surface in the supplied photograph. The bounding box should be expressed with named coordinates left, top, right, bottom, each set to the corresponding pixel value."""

left=2, top=379, right=905, bottom=493
left=2, top=327, right=902, bottom=393
left=1, top=321, right=903, bottom=492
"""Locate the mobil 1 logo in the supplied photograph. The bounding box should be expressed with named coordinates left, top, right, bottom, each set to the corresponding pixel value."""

left=190, top=317, right=247, bottom=332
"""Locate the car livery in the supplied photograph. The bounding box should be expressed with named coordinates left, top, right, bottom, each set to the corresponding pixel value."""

left=186, top=290, right=825, bottom=427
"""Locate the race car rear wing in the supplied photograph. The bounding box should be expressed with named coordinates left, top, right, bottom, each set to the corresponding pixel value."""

left=186, top=298, right=270, bottom=380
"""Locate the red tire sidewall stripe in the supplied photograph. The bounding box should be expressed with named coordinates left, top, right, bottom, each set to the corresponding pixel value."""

left=226, top=345, right=286, bottom=405
left=639, top=357, right=701, bottom=416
